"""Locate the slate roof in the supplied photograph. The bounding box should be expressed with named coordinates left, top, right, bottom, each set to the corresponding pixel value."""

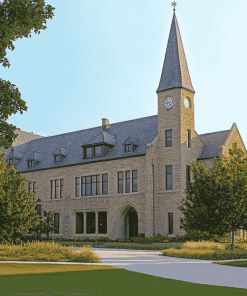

left=5, top=115, right=231, bottom=173
left=7, top=115, right=158, bottom=173
left=198, top=130, right=230, bottom=159
left=157, top=12, right=195, bottom=93
left=0, top=130, right=43, bottom=154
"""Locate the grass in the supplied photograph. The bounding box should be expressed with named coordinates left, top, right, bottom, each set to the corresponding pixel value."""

left=162, top=240, right=247, bottom=260
left=0, top=263, right=247, bottom=296
left=0, top=241, right=100, bottom=263
left=212, top=261, right=247, bottom=267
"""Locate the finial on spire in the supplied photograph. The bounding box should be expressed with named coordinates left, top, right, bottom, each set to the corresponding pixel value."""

left=171, top=1, right=177, bottom=12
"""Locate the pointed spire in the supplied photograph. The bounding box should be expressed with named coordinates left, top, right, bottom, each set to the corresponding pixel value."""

left=157, top=12, right=195, bottom=93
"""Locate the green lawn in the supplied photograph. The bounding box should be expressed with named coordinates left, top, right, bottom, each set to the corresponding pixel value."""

left=213, top=260, right=247, bottom=267
left=0, top=263, right=247, bottom=295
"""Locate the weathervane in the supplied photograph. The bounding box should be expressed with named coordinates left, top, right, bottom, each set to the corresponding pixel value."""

left=171, top=1, right=177, bottom=12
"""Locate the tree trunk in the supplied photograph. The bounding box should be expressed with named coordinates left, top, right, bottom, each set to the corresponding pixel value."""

left=231, top=225, right=235, bottom=250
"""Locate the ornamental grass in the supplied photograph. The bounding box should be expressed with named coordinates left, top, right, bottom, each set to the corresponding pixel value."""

left=162, top=240, right=247, bottom=260
left=0, top=241, right=100, bottom=263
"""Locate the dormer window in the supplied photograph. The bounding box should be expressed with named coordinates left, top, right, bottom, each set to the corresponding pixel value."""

left=28, top=160, right=33, bottom=167
left=55, top=155, right=60, bottom=163
left=85, top=146, right=102, bottom=158
left=125, top=144, right=131, bottom=153
left=9, top=159, right=13, bottom=165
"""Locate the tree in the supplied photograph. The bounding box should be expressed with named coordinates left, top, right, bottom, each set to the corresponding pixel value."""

left=179, top=142, right=247, bottom=250
left=30, top=209, right=54, bottom=240
left=0, top=0, right=55, bottom=148
left=0, top=151, right=41, bottom=243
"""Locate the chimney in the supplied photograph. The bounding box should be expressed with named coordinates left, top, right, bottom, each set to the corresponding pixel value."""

left=102, top=118, right=110, bottom=131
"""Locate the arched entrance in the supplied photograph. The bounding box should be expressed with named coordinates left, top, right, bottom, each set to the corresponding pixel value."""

left=122, top=207, right=138, bottom=240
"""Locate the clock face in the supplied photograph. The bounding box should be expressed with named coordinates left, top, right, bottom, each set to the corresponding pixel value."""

left=165, top=97, right=174, bottom=109
left=184, top=97, right=190, bottom=108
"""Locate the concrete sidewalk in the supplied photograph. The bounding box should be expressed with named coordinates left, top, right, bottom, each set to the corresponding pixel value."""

left=89, top=248, right=247, bottom=289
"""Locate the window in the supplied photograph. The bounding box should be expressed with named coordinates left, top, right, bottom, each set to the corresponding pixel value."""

left=50, top=180, right=53, bottom=199
left=76, top=212, right=84, bottom=234
left=188, top=130, right=191, bottom=148
left=60, top=179, right=64, bottom=198
left=132, top=170, right=138, bottom=192
left=125, top=171, right=130, bottom=193
left=28, top=160, right=33, bottom=168
left=36, top=204, right=41, bottom=217
left=94, top=146, right=101, bottom=156
left=102, top=174, right=108, bottom=195
left=166, top=166, right=173, bottom=190
left=85, top=146, right=102, bottom=158
left=75, top=177, right=80, bottom=197
left=9, top=159, right=13, bottom=165
left=28, top=182, right=32, bottom=192
left=168, top=213, right=173, bottom=234
left=81, top=175, right=100, bottom=196
left=54, top=213, right=59, bottom=234
left=33, top=182, right=36, bottom=193
left=86, top=147, right=93, bottom=158
left=165, top=130, right=172, bottom=147
left=118, top=172, right=123, bottom=193
left=125, top=144, right=131, bottom=152
left=86, top=212, right=95, bottom=234
left=186, top=165, right=191, bottom=188
left=98, top=212, right=107, bottom=234
left=55, top=155, right=60, bottom=163
left=55, top=179, right=59, bottom=199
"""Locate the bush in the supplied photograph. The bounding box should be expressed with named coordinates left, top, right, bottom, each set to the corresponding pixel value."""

left=0, top=241, right=100, bottom=263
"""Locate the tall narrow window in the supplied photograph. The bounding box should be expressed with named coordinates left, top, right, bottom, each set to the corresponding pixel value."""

left=55, top=179, right=59, bottom=199
left=28, top=160, right=33, bottom=168
left=60, top=179, right=64, bottom=198
left=166, top=166, right=173, bottom=190
left=36, top=204, right=41, bottom=217
left=75, top=177, right=80, bottom=197
left=76, top=212, right=84, bottom=234
left=50, top=180, right=53, bottom=199
left=98, top=212, right=107, bottom=234
left=33, top=182, right=36, bottom=193
left=28, top=182, right=32, bottom=192
left=86, top=212, right=95, bottom=234
left=165, top=130, right=172, bottom=147
left=132, top=170, right=138, bottom=192
left=188, top=130, right=191, bottom=148
left=96, top=175, right=100, bottom=195
left=186, top=165, right=191, bottom=188
left=54, top=213, right=59, bottom=234
left=81, top=177, right=85, bottom=196
left=86, top=176, right=91, bottom=196
left=55, top=155, right=59, bottom=163
left=102, top=174, right=108, bottom=195
left=92, top=175, right=97, bottom=195
left=118, top=172, right=123, bottom=193
left=125, top=171, right=130, bottom=193
left=168, top=213, right=173, bottom=234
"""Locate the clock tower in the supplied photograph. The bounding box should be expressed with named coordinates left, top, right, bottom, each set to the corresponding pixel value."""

left=151, top=11, right=204, bottom=236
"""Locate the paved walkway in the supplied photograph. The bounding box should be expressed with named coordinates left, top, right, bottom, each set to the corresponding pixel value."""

left=88, top=248, right=247, bottom=289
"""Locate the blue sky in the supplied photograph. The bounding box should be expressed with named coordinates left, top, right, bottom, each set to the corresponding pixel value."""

left=3, top=0, right=247, bottom=146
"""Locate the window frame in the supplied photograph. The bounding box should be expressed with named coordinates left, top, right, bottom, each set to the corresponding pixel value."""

left=76, top=212, right=84, bottom=234
left=86, top=212, right=95, bottom=234
left=98, top=211, right=107, bottom=234
left=186, top=165, right=191, bottom=188
left=54, top=213, right=59, bottom=234
left=132, top=170, right=138, bottom=192
left=188, top=130, right=191, bottom=148
left=28, top=160, right=33, bottom=168
left=55, top=179, right=59, bottom=199
left=125, top=144, right=131, bottom=153
left=60, top=179, right=64, bottom=198
left=125, top=170, right=130, bottom=193
left=50, top=180, right=53, bottom=199
left=166, top=165, right=173, bottom=190
left=118, top=171, right=124, bottom=194
left=102, top=174, right=108, bottom=195
left=55, top=155, right=60, bottom=163
left=28, top=182, right=32, bottom=192
left=165, top=130, right=172, bottom=147
left=168, top=212, right=173, bottom=235
left=75, top=177, right=80, bottom=197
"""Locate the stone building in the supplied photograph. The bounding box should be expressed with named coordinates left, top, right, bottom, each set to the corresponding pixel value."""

left=5, top=11, right=246, bottom=240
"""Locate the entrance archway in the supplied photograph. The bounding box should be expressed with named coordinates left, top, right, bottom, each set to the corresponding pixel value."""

left=122, top=207, right=138, bottom=240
